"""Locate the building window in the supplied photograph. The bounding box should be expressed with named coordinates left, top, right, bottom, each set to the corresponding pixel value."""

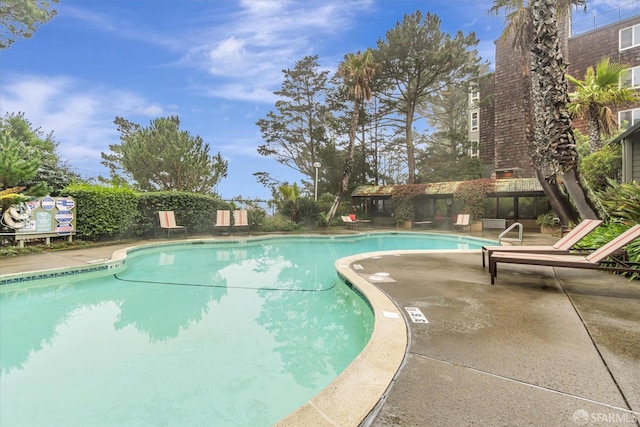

left=620, top=66, right=640, bottom=88
left=471, top=89, right=479, bottom=104
left=619, top=108, right=640, bottom=128
left=620, top=24, right=640, bottom=50
left=469, top=140, right=479, bottom=158
left=470, top=111, right=479, bottom=132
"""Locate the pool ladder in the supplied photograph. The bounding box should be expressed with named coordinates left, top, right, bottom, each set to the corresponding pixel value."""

left=498, top=222, right=523, bottom=246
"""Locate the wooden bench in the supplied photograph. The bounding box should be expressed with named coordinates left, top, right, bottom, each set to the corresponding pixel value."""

left=2, top=232, right=75, bottom=248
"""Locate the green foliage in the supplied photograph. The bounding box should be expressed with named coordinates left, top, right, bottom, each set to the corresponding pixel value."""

left=137, top=191, right=230, bottom=237
left=1, top=112, right=80, bottom=195
left=0, top=0, right=59, bottom=49
left=258, top=214, right=302, bottom=232
left=375, top=10, right=482, bottom=182
left=102, top=116, right=228, bottom=193
left=0, top=129, right=41, bottom=192
left=535, top=211, right=558, bottom=226
left=296, top=196, right=320, bottom=226
left=453, top=179, right=495, bottom=221
left=317, top=192, right=336, bottom=213
left=391, top=184, right=426, bottom=224
left=597, top=180, right=640, bottom=224
left=62, top=184, right=139, bottom=241
left=247, top=208, right=266, bottom=231
left=256, top=55, right=331, bottom=183
left=580, top=144, right=622, bottom=190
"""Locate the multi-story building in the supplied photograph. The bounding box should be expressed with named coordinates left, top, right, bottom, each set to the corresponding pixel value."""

left=472, top=2, right=640, bottom=180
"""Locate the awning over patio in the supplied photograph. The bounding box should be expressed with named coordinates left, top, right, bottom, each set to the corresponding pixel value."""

left=351, top=178, right=544, bottom=197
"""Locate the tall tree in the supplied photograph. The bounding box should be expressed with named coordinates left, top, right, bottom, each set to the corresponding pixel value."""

left=0, top=0, right=58, bottom=49
left=567, top=58, right=639, bottom=153
left=102, top=116, right=228, bottom=193
left=1, top=112, right=79, bottom=194
left=424, top=84, right=470, bottom=156
left=375, top=11, right=483, bottom=183
left=530, top=0, right=598, bottom=219
left=256, top=55, right=331, bottom=185
left=490, top=0, right=585, bottom=225
left=327, top=49, right=377, bottom=222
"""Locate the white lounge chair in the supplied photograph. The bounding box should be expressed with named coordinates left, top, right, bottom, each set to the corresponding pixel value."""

left=489, top=224, right=640, bottom=285
left=214, top=210, right=231, bottom=234
left=158, top=211, right=187, bottom=238
left=482, top=219, right=603, bottom=270
left=453, top=214, right=470, bottom=231
left=233, top=210, right=249, bottom=233
left=341, top=215, right=358, bottom=229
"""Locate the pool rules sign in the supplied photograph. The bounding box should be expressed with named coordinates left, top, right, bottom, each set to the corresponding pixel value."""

left=17, top=196, right=76, bottom=236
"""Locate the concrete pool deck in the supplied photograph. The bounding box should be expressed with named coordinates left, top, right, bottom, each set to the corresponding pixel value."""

left=1, top=231, right=639, bottom=426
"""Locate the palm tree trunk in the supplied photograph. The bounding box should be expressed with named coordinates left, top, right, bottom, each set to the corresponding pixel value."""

left=587, top=107, right=602, bottom=152
left=327, top=99, right=362, bottom=223
left=530, top=0, right=599, bottom=220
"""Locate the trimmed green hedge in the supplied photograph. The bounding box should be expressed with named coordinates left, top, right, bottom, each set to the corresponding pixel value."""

left=63, top=184, right=139, bottom=240
left=62, top=185, right=232, bottom=240
left=137, top=191, right=231, bottom=236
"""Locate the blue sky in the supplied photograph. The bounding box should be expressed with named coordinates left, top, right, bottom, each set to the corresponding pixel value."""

left=1, top=0, right=620, bottom=201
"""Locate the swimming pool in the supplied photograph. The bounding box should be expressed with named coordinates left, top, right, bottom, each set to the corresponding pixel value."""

left=0, top=232, right=494, bottom=426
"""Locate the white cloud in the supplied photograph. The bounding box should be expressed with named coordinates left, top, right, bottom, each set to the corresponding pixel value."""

left=1, top=74, right=172, bottom=176
left=177, top=1, right=373, bottom=103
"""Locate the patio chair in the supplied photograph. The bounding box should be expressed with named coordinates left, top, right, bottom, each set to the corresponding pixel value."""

left=233, top=210, right=249, bottom=233
left=214, top=210, right=231, bottom=234
left=341, top=215, right=358, bottom=229
left=158, top=210, right=187, bottom=239
left=453, top=214, right=470, bottom=231
left=489, top=224, right=640, bottom=285
left=482, top=219, right=603, bottom=270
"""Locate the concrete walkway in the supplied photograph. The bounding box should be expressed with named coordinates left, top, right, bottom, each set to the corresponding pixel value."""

left=1, top=232, right=639, bottom=426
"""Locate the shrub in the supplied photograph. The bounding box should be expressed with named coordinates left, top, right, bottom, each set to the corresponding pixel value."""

left=62, top=184, right=139, bottom=240
left=391, top=184, right=426, bottom=224
left=454, top=179, right=496, bottom=221
left=597, top=180, right=640, bottom=224
left=296, top=197, right=320, bottom=226
left=258, top=214, right=301, bottom=232
left=536, top=211, right=558, bottom=227
left=580, top=144, right=622, bottom=190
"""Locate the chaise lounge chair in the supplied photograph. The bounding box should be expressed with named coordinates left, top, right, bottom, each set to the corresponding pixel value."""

left=453, top=214, right=470, bottom=231
left=214, top=210, right=231, bottom=234
left=489, top=224, right=640, bottom=285
left=233, top=210, right=249, bottom=233
left=158, top=210, right=187, bottom=239
left=341, top=215, right=358, bottom=229
left=482, top=219, right=603, bottom=270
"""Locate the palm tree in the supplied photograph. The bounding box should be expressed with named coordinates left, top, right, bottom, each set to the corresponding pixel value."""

left=567, top=58, right=639, bottom=152
left=530, top=0, right=599, bottom=219
left=489, top=0, right=598, bottom=223
left=327, top=49, right=377, bottom=223
left=278, top=182, right=300, bottom=222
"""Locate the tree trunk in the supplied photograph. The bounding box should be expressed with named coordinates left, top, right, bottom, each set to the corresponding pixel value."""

left=587, top=107, right=602, bottom=153
left=530, top=0, right=600, bottom=221
left=535, top=169, right=579, bottom=225
left=560, top=167, right=599, bottom=219
left=327, top=100, right=362, bottom=224
left=406, top=120, right=415, bottom=183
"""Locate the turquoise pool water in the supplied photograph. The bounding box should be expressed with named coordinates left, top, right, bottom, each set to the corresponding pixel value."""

left=0, top=233, right=492, bottom=426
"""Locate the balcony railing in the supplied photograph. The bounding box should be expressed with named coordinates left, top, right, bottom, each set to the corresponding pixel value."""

left=572, top=0, right=640, bottom=36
